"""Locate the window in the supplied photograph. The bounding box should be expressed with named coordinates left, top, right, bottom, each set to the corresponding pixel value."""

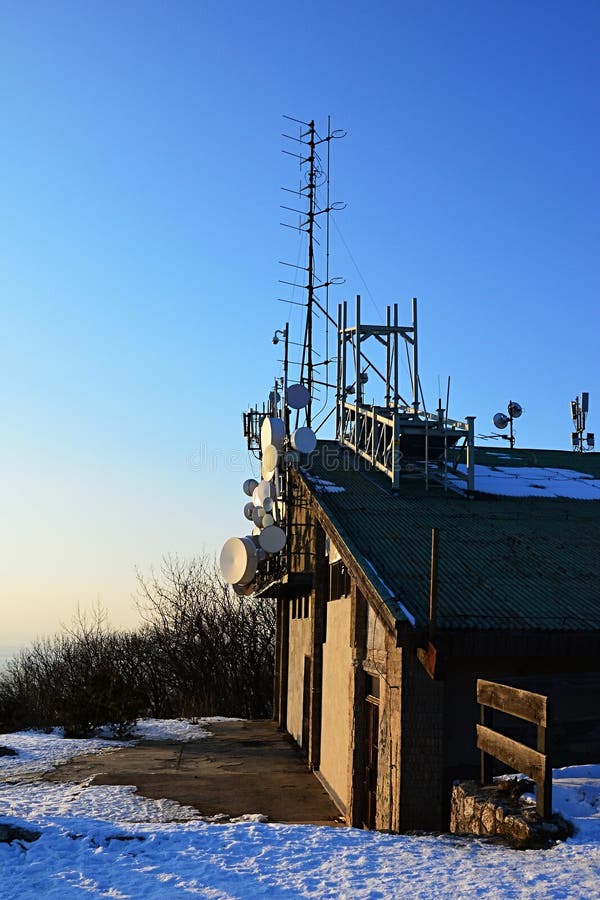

left=365, top=673, right=380, bottom=702
left=290, top=595, right=310, bottom=620
left=330, top=559, right=351, bottom=600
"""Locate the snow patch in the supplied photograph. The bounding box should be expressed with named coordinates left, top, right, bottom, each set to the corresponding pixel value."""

left=1, top=727, right=599, bottom=898
left=303, top=471, right=345, bottom=493
left=450, top=464, right=600, bottom=499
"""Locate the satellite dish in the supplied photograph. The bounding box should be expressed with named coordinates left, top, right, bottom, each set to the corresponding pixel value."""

left=261, top=443, right=279, bottom=480
left=286, top=383, right=310, bottom=410
left=258, top=525, right=287, bottom=554
left=261, top=416, right=285, bottom=451
left=291, top=426, right=317, bottom=454
left=252, top=525, right=261, bottom=536
left=253, top=480, right=277, bottom=507
left=243, top=478, right=259, bottom=497
left=263, top=444, right=279, bottom=471
left=243, top=502, right=254, bottom=521
left=493, top=412, right=509, bottom=429
left=262, top=513, right=274, bottom=527
left=508, top=401, right=522, bottom=419
left=252, top=506, right=265, bottom=527
left=232, top=581, right=255, bottom=597
left=263, top=496, right=274, bottom=514
left=220, top=537, right=257, bottom=585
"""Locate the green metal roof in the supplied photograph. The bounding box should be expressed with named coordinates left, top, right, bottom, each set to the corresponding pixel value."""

left=302, top=443, right=600, bottom=632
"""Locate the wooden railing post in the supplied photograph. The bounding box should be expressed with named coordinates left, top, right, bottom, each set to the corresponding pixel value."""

left=480, top=702, right=493, bottom=785
left=537, top=696, right=552, bottom=819
left=476, top=679, right=552, bottom=819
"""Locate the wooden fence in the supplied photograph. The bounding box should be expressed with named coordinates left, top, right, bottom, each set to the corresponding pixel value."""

left=476, top=678, right=552, bottom=819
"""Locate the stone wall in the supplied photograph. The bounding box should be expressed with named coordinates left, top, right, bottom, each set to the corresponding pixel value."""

left=450, top=780, right=572, bottom=849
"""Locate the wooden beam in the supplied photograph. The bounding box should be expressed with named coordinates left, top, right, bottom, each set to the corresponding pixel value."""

left=278, top=597, right=289, bottom=729
left=429, top=528, right=439, bottom=642
left=348, top=584, right=368, bottom=827
left=308, top=522, right=327, bottom=769
left=476, top=724, right=547, bottom=784
left=537, top=697, right=553, bottom=819
left=480, top=704, right=494, bottom=785
left=477, top=679, right=548, bottom=727
left=416, top=641, right=438, bottom=680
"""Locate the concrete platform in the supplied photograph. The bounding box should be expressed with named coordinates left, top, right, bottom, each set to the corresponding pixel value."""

left=42, top=719, right=342, bottom=826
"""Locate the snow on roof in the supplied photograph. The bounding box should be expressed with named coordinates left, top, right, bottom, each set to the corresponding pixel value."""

left=451, top=464, right=600, bottom=499
left=302, top=470, right=345, bottom=493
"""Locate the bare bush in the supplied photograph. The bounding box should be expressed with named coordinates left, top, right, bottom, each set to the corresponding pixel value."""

left=0, top=607, right=149, bottom=736
left=135, top=555, right=275, bottom=719
left=0, top=555, right=275, bottom=733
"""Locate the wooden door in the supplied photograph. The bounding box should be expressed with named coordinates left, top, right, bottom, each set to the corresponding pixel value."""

left=364, top=697, right=379, bottom=828
left=302, top=655, right=312, bottom=751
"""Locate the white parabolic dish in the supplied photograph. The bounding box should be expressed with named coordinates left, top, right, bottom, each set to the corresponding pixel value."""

left=286, top=383, right=310, bottom=410
left=263, top=443, right=279, bottom=471
left=232, top=581, right=255, bottom=597
left=261, top=416, right=286, bottom=451
left=291, top=426, right=317, bottom=454
left=259, top=525, right=287, bottom=554
left=253, top=480, right=277, bottom=507
left=219, top=536, right=257, bottom=585
left=243, top=478, right=259, bottom=497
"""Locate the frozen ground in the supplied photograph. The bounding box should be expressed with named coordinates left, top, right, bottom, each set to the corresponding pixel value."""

left=1, top=721, right=599, bottom=899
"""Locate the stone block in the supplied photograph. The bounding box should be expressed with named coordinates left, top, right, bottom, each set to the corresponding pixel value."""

left=481, top=803, right=496, bottom=834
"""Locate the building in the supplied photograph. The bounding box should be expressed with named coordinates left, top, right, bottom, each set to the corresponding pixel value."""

left=217, top=124, right=599, bottom=831
left=260, top=442, right=600, bottom=832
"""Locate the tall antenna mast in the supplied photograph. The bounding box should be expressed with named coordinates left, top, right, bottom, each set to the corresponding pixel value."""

left=305, top=120, right=316, bottom=428
left=280, top=116, right=346, bottom=433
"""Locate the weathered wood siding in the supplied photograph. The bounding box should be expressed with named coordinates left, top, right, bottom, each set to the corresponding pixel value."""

left=286, top=605, right=312, bottom=747
left=319, top=593, right=353, bottom=813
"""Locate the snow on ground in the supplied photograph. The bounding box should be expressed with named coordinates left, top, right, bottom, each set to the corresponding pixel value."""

left=0, top=718, right=213, bottom=780
left=0, top=730, right=129, bottom=779
left=129, top=717, right=216, bottom=743
left=0, top=724, right=599, bottom=898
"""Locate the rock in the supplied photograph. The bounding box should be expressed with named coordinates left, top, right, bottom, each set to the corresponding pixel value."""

left=0, top=746, right=17, bottom=757
left=481, top=803, right=497, bottom=834
left=463, top=795, right=475, bottom=818
left=0, top=824, right=41, bottom=844
left=450, top=780, right=573, bottom=849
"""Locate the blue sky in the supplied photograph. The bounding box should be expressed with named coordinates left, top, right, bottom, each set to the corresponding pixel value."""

left=1, top=1, right=599, bottom=646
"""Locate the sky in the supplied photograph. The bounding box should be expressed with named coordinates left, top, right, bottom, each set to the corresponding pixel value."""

left=1, top=1, right=599, bottom=648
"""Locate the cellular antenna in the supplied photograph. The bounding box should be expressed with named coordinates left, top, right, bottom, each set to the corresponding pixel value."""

left=571, top=392, right=594, bottom=451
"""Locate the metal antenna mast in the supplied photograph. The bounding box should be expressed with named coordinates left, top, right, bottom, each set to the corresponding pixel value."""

left=305, top=120, right=316, bottom=427
left=279, top=116, right=346, bottom=432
